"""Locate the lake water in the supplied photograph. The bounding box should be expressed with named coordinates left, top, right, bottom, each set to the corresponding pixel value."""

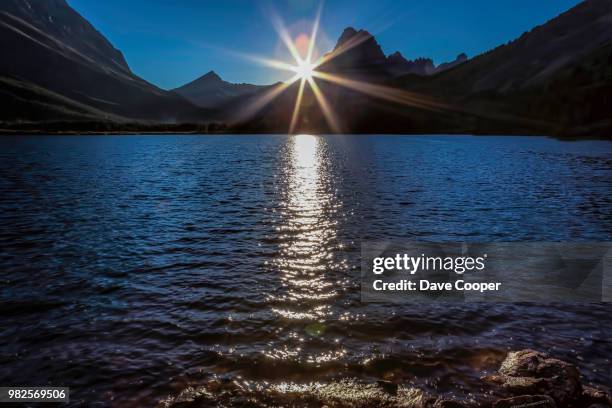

left=0, top=135, right=610, bottom=406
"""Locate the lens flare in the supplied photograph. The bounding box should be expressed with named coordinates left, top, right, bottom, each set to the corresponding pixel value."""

left=294, top=59, right=316, bottom=80
left=233, top=1, right=447, bottom=134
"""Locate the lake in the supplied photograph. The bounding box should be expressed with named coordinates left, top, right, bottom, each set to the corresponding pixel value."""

left=0, top=134, right=610, bottom=406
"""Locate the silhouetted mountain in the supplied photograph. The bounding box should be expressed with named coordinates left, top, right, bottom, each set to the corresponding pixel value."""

left=1, top=0, right=610, bottom=137
left=433, top=53, right=468, bottom=74
left=319, top=27, right=390, bottom=80
left=233, top=0, right=612, bottom=137
left=413, top=0, right=612, bottom=94
left=387, top=52, right=469, bottom=77
left=387, top=52, right=438, bottom=76
left=321, top=28, right=467, bottom=79
left=396, top=0, right=612, bottom=136
left=172, top=71, right=267, bottom=108
left=0, top=0, right=212, bottom=123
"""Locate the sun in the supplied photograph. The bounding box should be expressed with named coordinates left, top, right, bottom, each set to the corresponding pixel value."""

left=293, top=59, right=316, bottom=80
left=234, top=2, right=444, bottom=134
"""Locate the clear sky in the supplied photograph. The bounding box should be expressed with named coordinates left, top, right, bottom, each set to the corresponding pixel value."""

left=68, top=0, right=582, bottom=89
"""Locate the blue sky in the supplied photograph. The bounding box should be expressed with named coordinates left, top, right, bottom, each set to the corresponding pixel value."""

left=69, top=0, right=582, bottom=89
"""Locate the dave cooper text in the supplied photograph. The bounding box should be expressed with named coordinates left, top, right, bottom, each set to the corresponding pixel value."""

left=372, top=279, right=502, bottom=292
left=372, top=253, right=488, bottom=275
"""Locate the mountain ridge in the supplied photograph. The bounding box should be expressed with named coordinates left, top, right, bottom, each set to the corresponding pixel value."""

left=228, top=0, right=612, bottom=137
left=412, top=0, right=612, bottom=94
left=323, top=26, right=468, bottom=78
left=1, top=0, right=610, bottom=137
left=0, top=0, right=214, bottom=123
left=172, top=70, right=268, bottom=108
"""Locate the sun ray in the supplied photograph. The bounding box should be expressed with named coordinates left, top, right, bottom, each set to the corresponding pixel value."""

left=200, top=45, right=299, bottom=75
left=312, top=71, right=447, bottom=112
left=306, top=4, right=322, bottom=63
left=315, top=28, right=372, bottom=67
left=230, top=1, right=446, bottom=133
left=271, top=13, right=305, bottom=65
left=307, top=77, right=341, bottom=133
left=289, top=78, right=307, bottom=134
left=232, top=76, right=299, bottom=125
left=243, top=55, right=299, bottom=74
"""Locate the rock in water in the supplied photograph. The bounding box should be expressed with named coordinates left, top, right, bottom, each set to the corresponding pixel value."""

left=490, top=349, right=581, bottom=406
left=433, top=399, right=472, bottom=408
left=493, top=395, right=556, bottom=408
left=582, top=385, right=612, bottom=407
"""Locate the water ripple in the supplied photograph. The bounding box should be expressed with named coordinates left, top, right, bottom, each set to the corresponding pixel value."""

left=0, top=134, right=610, bottom=406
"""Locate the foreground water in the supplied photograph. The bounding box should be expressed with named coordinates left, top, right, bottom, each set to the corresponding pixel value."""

left=0, top=135, right=610, bottom=407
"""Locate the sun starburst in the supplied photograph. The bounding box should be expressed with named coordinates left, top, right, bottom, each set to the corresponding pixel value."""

left=232, top=2, right=447, bottom=134
left=294, top=60, right=316, bottom=81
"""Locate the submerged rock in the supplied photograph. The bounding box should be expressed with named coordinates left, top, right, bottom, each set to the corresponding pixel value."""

left=485, top=349, right=582, bottom=406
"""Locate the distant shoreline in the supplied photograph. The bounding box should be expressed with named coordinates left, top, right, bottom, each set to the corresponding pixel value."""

left=0, top=129, right=227, bottom=136
left=1, top=129, right=610, bottom=141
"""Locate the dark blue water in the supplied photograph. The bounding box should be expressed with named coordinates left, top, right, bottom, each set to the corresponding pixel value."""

left=0, top=135, right=610, bottom=407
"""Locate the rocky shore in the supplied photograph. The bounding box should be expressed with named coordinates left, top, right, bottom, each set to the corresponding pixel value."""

left=481, top=349, right=610, bottom=408
left=162, top=350, right=611, bottom=408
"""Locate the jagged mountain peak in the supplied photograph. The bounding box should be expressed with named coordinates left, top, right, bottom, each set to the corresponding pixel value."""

left=335, top=27, right=359, bottom=47
left=200, top=70, right=222, bottom=82
left=329, top=27, right=465, bottom=77
left=334, top=26, right=382, bottom=54
left=323, top=26, right=388, bottom=76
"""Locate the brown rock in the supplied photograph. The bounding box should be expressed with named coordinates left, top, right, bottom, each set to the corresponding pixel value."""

left=494, top=349, right=582, bottom=405
left=582, top=386, right=612, bottom=406
left=500, top=375, right=547, bottom=393
left=493, top=395, right=556, bottom=408
left=499, top=350, right=578, bottom=380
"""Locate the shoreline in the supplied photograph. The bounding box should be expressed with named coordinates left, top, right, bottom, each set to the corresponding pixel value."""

left=161, top=349, right=611, bottom=408
left=1, top=129, right=610, bottom=141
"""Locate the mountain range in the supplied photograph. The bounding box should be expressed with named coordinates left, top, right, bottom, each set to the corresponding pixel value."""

left=170, top=27, right=469, bottom=110
left=0, top=0, right=610, bottom=137
left=319, top=26, right=468, bottom=79
left=172, top=71, right=271, bottom=109
left=0, top=0, right=213, bottom=124
left=229, top=0, right=612, bottom=136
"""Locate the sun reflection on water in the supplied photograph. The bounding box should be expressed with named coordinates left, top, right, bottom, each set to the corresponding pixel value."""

left=276, top=134, right=338, bottom=304
left=263, top=134, right=348, bottom=363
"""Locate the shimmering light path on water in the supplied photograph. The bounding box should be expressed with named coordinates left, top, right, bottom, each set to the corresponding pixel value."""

left=0, top=135, right=610, bottom=406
